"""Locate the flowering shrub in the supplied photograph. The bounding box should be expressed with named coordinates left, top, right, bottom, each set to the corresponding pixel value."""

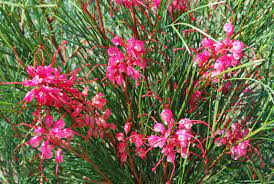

left=0, top=1, right=272, bottom=184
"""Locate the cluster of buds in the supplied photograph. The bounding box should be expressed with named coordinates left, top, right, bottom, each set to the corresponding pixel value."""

left=215, top=122, right=251, bottom=160
left=116, top=122, right=146, bottom=163
left=73, top=92, right=117, bottom=140
left=115, top=0, right=160, bottom=8
left=189, top=90, right=202, bottom=113
left=142, top=108, right=206, bottom=184
left=106, top=36, right=146, bottom=86
left=114, top=0, right=140, bottom=8
left=194, top=23, right=245, bottom=81
left=167, top=0, right=189, bottom=20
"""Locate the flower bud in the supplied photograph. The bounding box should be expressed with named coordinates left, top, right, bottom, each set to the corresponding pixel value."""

left=56, top=149, right=64, bottom=163
left=124, top=122, right=131, bottom=135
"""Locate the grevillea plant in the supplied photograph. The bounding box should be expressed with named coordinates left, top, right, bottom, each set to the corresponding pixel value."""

left=0, top=1, right=273, bottom=184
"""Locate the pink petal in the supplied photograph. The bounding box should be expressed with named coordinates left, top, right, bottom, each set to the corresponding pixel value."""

left=53, top=119, right=66, bottom=129
left=28, top=136, right=42, bottom=148
left=116, top=133, right=124, bottom=141
left=167, top=152, right=176, bottom=163
left=45, top=114, right=54, bottom=128
left=41, top=141, right=54, bottom=159
left=161, top=109, right=173, bottom=124
left=153, top=123, right=166, bottom=134
left=118, top=142, right=127, bottom=153
left=34, top=127, right=45, bottom=136
left=120, top=152, right=127, bottom=163
left=223, top=22, right=234, bottom=37
left=24, top=89, right=35, bottom=102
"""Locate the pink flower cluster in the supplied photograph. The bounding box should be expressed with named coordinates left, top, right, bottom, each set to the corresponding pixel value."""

left=27, top=115, right=74, bottom=175
left=142, top=109, right=206, bottom=184
left=115, top=0, right=160, bottom=8
left=85, top=101, right=116, bottom=140
left=23, top=64, right=116, bottom=136
left=23, top=64, right=82, bottom=107
left=21, top=64, right=116, bottom=176
left=194, top=23, right=245, bottom=80
left=169, top=0, right=187, bottom=12
left=28, top=116, right=73, bottom=160
left=114, top=108, right=208, bottom=184
left=215, top=122, right=251, bottom=160
left=68, top=90, right=117, bottom=138
left=106, top=36, right=146, bottom=85
left=168, top=0, right=188, bottom=20
left=114, top=0, right=140, bottom=8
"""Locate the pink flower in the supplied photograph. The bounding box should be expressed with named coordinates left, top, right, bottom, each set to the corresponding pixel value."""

left=102, top=108, right=112, bottom=120
left=178, top=118, right=192, bottom=130
left=201, top=38, right=214, bottom=48
left=22, top=64, right=83, bottom=108
left=112, top=36, right=123, bottom=46
left=34, top=127, right=45, bottom=136
left=153, top=0, right=160, bottom=8
left=116, top=133, right=124, bottom=141
left=231, top=40, right=244, bottom=53
left=231, top=145, right=247, bottom=160
left=26, top=66, right=36, bottom=77
left=91, top=93, right=107, bottom=110
left=239, top=140, right=249, bottom=149
left=214, top=121, right=253, bottom=160
left=107, top=47, right=122, bottom=57
left=135, top=147, right=146, bottom=158
left=130, top=132, right=144, bottom=147
left=62, top=128, right=74, bottom=140
left=106, top=36, right=146, bottom=85
left=214, top=60, right=226, bottom=72
left=148, top=135, right=165, bottom=148
left=223, top=23, right=234, bottom=37
left=194, top=50, right=211, bottom=67
left=41, top=141, right=54, bottom=159
left=176, top=129, right=192, bottom=141
left=232, top=52, right=243, bottom=60
left=126, top=38, right=145, bottom=57
left=115, top=74, right=124, bottom=86
left=160, top=108, right=173, bottom=124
